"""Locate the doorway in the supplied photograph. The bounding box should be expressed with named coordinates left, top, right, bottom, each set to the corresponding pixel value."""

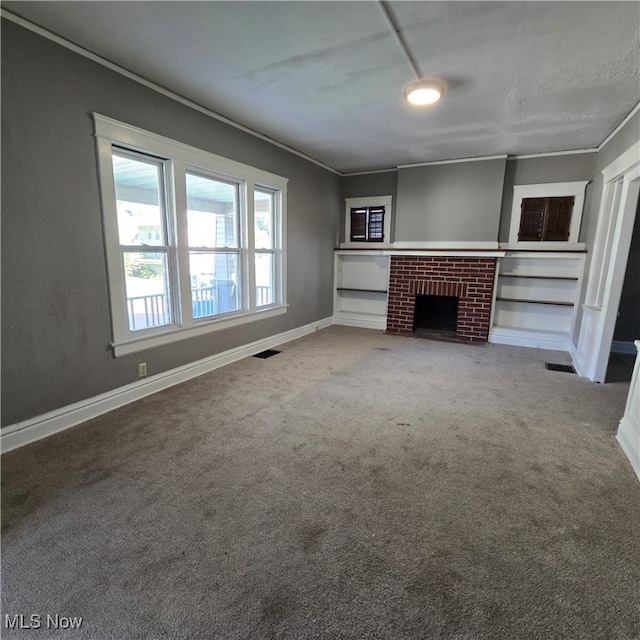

left=606, top=194, right=640, bottom=382
left=573, top=141, right=640, bottom=383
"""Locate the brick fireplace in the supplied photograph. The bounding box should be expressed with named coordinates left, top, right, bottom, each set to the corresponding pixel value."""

left=386, top=256, right=497, bottom=342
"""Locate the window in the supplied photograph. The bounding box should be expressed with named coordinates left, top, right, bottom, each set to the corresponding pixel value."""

left=518, top=196, right=574, bottom=241
left=349, top=206, right=385, bottom=242
left=343, top=196, right=393, bottom=247
left=254, top=188, right=277, bottom=306
left=508, top=182, right=588, bottom=248
left=94, top=114, right=287, bottom=356
left=186, top=172, right=241, bottom=319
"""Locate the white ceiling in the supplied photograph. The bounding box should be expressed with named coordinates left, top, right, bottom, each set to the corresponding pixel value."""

left=3, top=1, right=639, bottom=173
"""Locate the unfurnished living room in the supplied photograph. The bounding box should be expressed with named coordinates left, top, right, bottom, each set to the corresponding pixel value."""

left=1, top=2, right=639, bottom=639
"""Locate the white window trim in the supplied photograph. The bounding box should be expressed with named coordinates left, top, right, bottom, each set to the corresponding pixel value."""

left=341, top=195, right=393, bottom=248
left=504, top=181, right=588, bottom=250
left=94, top=114, right=288, bottom=357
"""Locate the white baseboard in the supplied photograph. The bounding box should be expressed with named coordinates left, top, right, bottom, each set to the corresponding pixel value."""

left=617, top=417, right=640, bottom=483
left=1, top=317, right=334, bottom=453
left=569, top=343, right=583, bottom=376
left=333, top=314, right=387, bottom=330
left=611, top=340, right=638, bottom=355
left=489, top=327, right=571, bottom=352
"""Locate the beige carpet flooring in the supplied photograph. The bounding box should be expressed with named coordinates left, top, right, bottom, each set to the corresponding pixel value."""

left=2, top=326, right=639, bottom=639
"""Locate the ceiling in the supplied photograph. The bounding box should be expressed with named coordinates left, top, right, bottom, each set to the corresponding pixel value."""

left=3, top=1, right=639, bottom=174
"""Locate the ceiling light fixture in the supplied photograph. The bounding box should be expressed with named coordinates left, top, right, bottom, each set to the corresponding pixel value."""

left=379, top=2, right=448, bottom=107
left=404, top=78, right=446, bottom=106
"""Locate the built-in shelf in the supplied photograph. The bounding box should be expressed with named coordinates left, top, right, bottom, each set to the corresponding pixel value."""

left=334, top=252, right=390, bottom=330
left=336, top=287, right=388, bottom=294
left=499, top=274, right=579, bottom=281
left=490, top=251, right=586, bottom=352
left=496, top=297, right=574, bottom=307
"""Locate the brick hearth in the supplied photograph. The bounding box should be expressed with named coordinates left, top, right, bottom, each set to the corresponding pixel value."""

left=386, top=256, right=497, bottom=342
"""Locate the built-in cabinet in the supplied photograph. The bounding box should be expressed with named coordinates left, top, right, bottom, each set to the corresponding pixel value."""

left=489, top=251, right=586, bottom=351
left=334, top=251, right=389, bottom=329
left=334, top=249, right=587, bottom=351
left=616, top=341, right=640, bottom=482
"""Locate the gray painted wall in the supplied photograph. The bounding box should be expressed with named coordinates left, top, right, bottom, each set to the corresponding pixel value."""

left=394, top=159, right=506, bottom=242
left=1, top=20, right=340, bottom=427
left=498, top=153, right=596, bottom=242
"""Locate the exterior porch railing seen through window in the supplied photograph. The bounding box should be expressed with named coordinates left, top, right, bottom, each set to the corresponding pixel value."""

left=127, top=284, right=272, bottom=331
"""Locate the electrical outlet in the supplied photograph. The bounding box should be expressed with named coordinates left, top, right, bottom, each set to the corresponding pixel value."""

left=137, top=362, right=148, bottom=378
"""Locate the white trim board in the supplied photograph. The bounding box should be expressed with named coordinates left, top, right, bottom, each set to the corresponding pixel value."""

left=392, top=241, right=500, bottom=250
left=1, top=318, right=333, bottom=453
left=611, top=340, right=638, bottom=355
left=489, top=327, right=572, bottom=352
left=573, top=140, right=640, bottom=382
left=617, top=419, right=640, bottom=483
left=333, top=314, right=387, bottom=331
left=616, top=340, right=640, bottom=482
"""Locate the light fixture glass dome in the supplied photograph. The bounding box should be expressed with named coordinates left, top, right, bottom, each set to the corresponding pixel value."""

left=404, top=79, right=445, bottom=106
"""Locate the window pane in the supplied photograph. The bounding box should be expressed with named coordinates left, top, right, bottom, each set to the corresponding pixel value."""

left=368, top=206, right=385, bottom=241
left=123, top=251, right=171, bottom=331
left=255, top=190, right=274, bottom=249
left=189, top=252, right=240, bottom=318
left=519, top=198, right=545, bottom=241
left=186, top=173, right=238, bottom=248
left=350, top=208, right=367, bottom=241
left=112, top=153, right=165, bottom=246
left=544, top=197, right=573, bottom=241
left=255, top=253, right=274, bottom=306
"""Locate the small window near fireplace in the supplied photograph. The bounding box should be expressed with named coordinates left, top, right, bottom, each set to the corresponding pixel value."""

left=518, top=197, right=574, bottom=241
left=350, top=206, right=385, bottom=242
left=343, top=195, right=392, bottom=247
left=508, top=181, right=588, bottom=248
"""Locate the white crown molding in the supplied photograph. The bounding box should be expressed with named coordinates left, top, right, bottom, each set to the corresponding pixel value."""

left=1, top=9, right=341, bottom=176
left=598, top=102, right=640, bottom=152
left=509, top=149, right=597, bottom=160
left=1, top=317, right=334, bottom=453
left=4, top=9, right=638, bottom=187
left=342, top=168, right=399, bottom=177
left=397, top=155, right=508, bottom=169
left=345, top=149, right=599, bottom=176
left=601, top=140, right=640, bottom=182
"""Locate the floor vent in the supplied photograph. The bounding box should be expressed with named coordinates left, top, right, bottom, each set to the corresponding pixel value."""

left=545, top=362, right=576, bottom=374
left=254, top=349, right=281, bottom=359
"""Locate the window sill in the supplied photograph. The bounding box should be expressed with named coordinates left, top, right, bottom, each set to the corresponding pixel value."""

left=499, top=242, right=586, bottom=251
left=112, top=305, right=288, bottom=357
left=339, top=242, right=394, bottom=249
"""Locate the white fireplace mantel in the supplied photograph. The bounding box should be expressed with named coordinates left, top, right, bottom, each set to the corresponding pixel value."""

left=336, top=242, right=506, bottom=258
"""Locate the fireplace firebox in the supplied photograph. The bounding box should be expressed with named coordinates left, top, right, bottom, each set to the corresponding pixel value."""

left=413, top=294, right=459, bottom=335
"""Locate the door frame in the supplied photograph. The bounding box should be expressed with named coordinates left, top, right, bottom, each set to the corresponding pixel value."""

left=572, top=141, right=640, bottom=382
